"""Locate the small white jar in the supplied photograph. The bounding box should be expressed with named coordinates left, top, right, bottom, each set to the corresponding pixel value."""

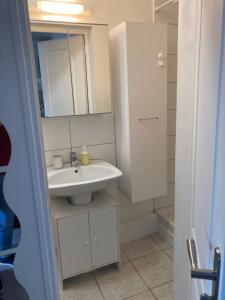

left=53, top=155, right=63, bottom=169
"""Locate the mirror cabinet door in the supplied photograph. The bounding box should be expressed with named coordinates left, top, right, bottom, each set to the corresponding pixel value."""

left=31, top=23, right=74, bottom=118
left=88, top=25, right=112, bottom=114
left=67, top=26, right=90, bottom=115
left=68, top=24, right=112, bottom=115
left=31, top=23, right=112, bottom=117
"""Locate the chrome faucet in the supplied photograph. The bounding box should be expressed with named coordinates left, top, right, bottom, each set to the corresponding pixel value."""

left=70, top=151, right=79, bottom=167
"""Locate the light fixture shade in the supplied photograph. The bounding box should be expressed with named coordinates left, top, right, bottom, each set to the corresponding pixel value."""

left=37, top=1, right=85, bottom=15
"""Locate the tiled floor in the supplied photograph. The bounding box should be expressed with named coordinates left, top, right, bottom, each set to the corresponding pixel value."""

left=61, top=233, right=174, bottom=300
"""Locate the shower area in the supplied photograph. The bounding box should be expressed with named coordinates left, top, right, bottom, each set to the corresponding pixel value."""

left=153, top=0, right=178, bottom=246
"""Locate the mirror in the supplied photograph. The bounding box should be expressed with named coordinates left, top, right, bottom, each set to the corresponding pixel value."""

left=31, top=23, right=112, bottom=117
left=32, top=24, right=72, bottom=117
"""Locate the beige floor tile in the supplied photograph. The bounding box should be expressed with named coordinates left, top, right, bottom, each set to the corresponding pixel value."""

left=165, top=248, right=174, bottom=260
left=150, top=233, right=171, bottom=250
left=152, top=282, right=174, bottom=300
left=121, top=237, right=161, bottom=261
left=95, top=262, right=147, bottom=300
left=128, top=290, right=156, bottom=299
left=61, top=273, right=104, bottom=300
left=132, top=252, right=173, bottom=289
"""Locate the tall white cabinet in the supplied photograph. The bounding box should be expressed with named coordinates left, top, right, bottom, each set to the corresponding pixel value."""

left=110, top=22, right=167, bottom=203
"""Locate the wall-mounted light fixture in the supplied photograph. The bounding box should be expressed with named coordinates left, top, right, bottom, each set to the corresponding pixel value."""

left=37, top=1, right=85, bottom=15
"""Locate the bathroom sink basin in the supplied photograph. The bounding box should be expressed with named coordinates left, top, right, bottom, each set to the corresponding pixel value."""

left=47, top=161, right=122, bottom=205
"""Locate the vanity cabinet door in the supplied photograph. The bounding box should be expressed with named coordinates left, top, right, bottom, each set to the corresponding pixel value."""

left=89, top=207, right=119, bottom=268
left=57, top=214, right=91, bottom=279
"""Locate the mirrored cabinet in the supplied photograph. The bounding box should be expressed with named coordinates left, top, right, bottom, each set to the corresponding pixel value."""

left=31, top=22, right=112, bottom=117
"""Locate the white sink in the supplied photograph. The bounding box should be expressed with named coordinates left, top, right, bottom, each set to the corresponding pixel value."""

left=47, top=161, right=122, bottom=205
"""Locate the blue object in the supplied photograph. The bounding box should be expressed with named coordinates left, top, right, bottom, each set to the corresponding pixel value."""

left=0, top=174, right=14, bottom=262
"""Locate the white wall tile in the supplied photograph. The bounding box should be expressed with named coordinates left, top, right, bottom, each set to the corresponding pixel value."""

left=168, top=25, right=178, bottom=54
left=72, top=143, right=116, bottom=165
left=155, top=11, right=178, bottom=25
left=167, top=135, right=176, bottom=160
left=167, top=109, right=176, bottom=135
left=167, top=54, right=177, bottom=82
left=44, top=143, right=116, bottom=167
left=167, top=160, right=175, bottom=183
left=154, top=183, right=175, bottom=209
left=103, top=182, right=156, bottom=243
left=113, top=188, right=154, bottom=222
left=168, top=183, right=175, bottom=204
left=44, top=149, right=70, bottom=168
left=41, top=118, right=71, bottom=151
left=70, top=114, right=115, bottom=147
left=120, top=213, right=157, bottom=243
left=167, top=83, right=177, bottom=110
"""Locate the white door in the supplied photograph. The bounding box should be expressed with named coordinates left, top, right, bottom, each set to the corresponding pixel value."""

left=0, top=1, right=59, bottom=299
left=38, top=38, right=74, bottom=117
left=89, top=207, right=119, bottom=268
left=69, top=35, right=89, bottom=115
left=175, top=1, right=225, bottom=299
left=57, top=214, right=91, bottom=279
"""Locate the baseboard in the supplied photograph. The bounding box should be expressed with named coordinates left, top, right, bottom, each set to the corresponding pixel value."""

left=120, top=213, right=157, bottom=243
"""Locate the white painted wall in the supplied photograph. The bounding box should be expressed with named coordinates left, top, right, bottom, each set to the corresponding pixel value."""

left=28, top=0, right=178, bottom=242
left=28, top=0, right=153, bottom=28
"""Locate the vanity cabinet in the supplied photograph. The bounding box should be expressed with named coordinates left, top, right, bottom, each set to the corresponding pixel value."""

left=51, top=191, right=120, bottom=284
left=110, top=22, right=167, bottom=203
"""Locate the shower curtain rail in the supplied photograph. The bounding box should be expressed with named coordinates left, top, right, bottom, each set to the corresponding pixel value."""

left=154, top=0, right=178, bottom=13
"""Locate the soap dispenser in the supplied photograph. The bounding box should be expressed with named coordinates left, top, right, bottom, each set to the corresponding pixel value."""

left=81, top=145, right=90, bottom=166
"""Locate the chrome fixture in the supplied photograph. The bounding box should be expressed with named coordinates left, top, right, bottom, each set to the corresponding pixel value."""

left=70, top=151, right=79, bottom=167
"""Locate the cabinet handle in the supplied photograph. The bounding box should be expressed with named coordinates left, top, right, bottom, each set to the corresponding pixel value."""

left=84, top=240, right=89, bottom=245
left=93, top=238, right=97, bottom=243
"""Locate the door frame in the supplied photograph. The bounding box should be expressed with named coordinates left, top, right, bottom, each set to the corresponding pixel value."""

left=0, top=1, right=59, bottom=299
left=210, top=1, right=225, bottom=298
left=174, top=1, right=225, bottom=299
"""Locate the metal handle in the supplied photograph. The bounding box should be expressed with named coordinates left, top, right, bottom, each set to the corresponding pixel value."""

left=139, top=116, right=159, bottom=121
left=187, top=239, right=221, bottom=300
left=187, top=238, right=198, bottom=269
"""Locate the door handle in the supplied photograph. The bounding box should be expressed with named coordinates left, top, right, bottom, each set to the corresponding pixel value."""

left=187, top=239, right=221, bottom=300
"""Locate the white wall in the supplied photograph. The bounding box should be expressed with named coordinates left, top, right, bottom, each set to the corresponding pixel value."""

left=29, top=0, right=178, bottom=242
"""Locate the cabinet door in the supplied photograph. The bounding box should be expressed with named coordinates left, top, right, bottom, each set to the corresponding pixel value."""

left=57, top=214, right=91, bottom=279
left=89, top=207, right=119, bottom=267
left=127, top=23, right=167, bottom=202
